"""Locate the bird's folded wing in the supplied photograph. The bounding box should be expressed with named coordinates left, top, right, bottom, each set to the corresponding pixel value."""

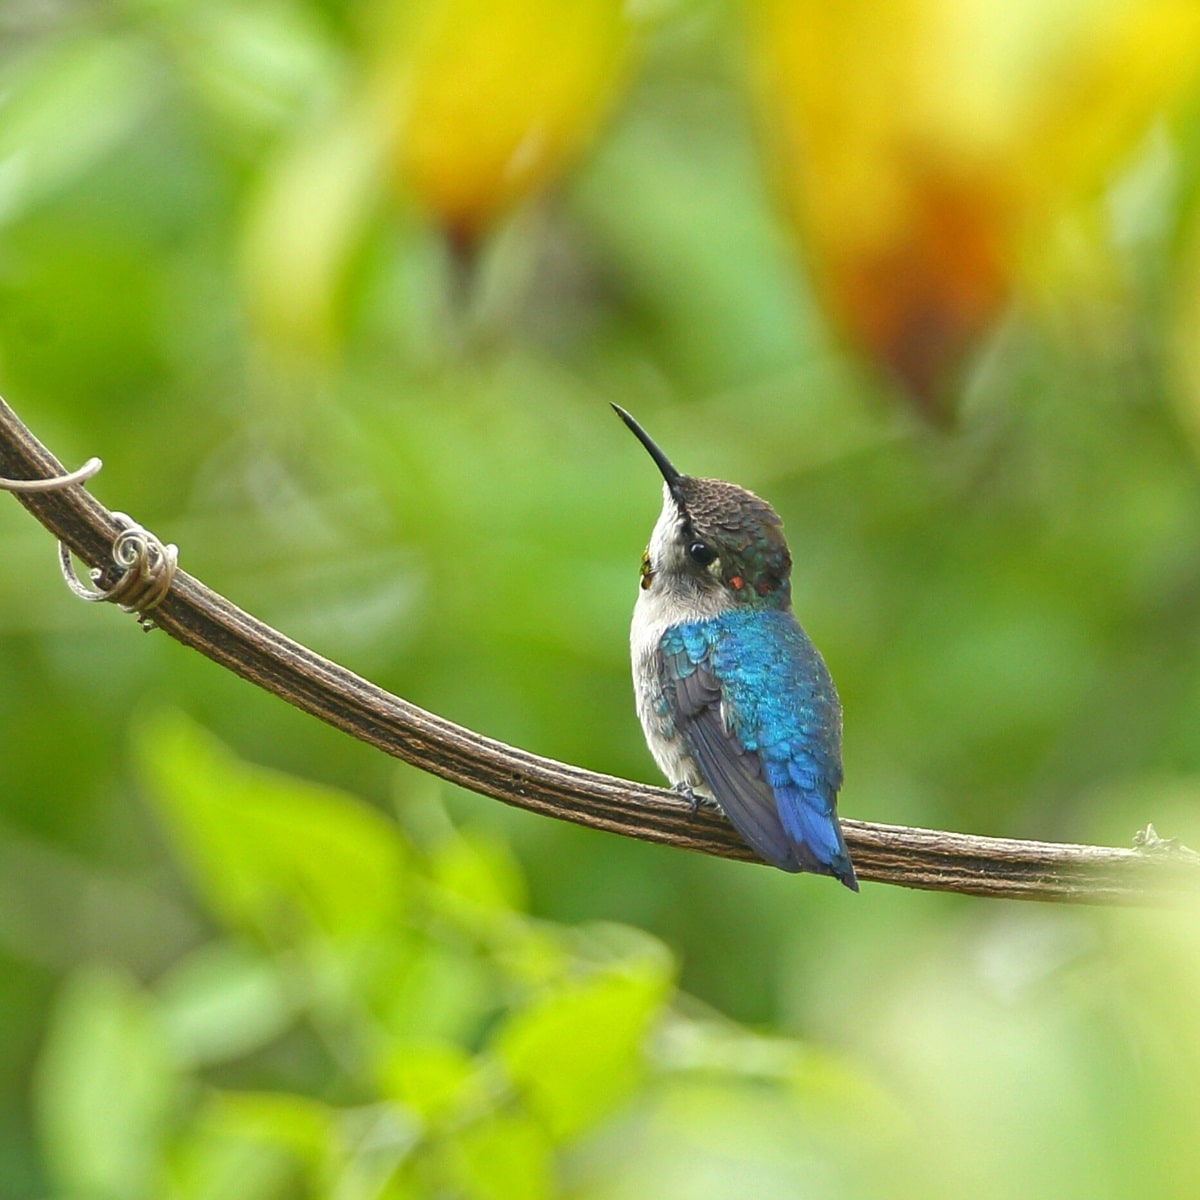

left=663, top=647, right=808, bottom=873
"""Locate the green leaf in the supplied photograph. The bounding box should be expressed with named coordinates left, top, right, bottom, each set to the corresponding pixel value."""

left=206, top=1091, right=332, bottom=1163
left=446, top=1112, right=553, bottom=1200
left=0, top=33, right=156, bottom=226
left=165, top=1132, right=298, bottom=1200
left=377, top=1038, right=482, bottom=1126
left=136, top=711, right=409, bottom=945
left=493, top=954, right=673, bottom=1141
left=653, top=1014, right=907, bottom=1150
left=331, top=1102, right=423, bottom=1199
left=160, top=1, right=338, bottom=133
left=374, top=937, right=499, bottom=1043
left=168, top=1091, right=334, bottom=1200
left=428, top=830, right=528, bottom=921
left=34, top=966, right=178, bottom=1200
left=154, top=939, right=294, bottom=1068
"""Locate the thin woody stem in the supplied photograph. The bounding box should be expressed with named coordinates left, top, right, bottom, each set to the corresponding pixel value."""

left=1, top=393, right=1196, bottom=904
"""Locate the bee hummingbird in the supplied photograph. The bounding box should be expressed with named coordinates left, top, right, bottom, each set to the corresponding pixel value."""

left=614, top=405, right=858, bottom=890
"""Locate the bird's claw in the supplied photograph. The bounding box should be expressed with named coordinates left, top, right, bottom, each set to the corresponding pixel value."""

left=673, top=781, right=702, bottom=817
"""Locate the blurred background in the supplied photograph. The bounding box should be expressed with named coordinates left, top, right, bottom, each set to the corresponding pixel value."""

left=3, top=0, right=1200, bottom=1196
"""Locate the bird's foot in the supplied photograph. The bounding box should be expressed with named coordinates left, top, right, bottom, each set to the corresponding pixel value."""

left=672, top=781, right=707, bottom=818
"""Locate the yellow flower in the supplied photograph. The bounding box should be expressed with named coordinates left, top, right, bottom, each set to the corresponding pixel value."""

left=385, top=0, right=634, bottom=245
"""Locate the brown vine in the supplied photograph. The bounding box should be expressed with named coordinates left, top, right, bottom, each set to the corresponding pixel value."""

left=2, top=393, right=1197, bottom=905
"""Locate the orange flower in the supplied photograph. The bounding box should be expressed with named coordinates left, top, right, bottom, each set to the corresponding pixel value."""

left=746, top=0, right=1200, bottom=412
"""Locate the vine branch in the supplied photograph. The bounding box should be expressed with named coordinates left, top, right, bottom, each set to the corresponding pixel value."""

left=2, top=394, right=1197, bottom=905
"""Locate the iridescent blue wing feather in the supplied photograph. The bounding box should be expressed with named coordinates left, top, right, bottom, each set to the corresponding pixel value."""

left=659, top=612, right=857, bottom=889
left=670, top=657, right=801, bottom=870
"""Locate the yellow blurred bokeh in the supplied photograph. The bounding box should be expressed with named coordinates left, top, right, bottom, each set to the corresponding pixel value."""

left=746, top=0, right=1200, bottom=407
left=385, top=0, right=633, bottom=244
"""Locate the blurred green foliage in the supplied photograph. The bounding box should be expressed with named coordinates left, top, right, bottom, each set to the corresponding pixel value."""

left=4, top=1, right=1200, bottom=1197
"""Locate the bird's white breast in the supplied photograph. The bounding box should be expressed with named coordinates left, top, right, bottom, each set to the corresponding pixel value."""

left=628, top=487, right=730, bottom=791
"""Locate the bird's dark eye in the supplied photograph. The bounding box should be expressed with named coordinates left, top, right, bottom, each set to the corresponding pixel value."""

left=688, top=541, right=717, bottom=567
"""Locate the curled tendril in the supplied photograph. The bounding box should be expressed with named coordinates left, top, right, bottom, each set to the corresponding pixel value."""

left=0, top=457, right=103, bottom=492
left=58, top=512, right=178, bottom=630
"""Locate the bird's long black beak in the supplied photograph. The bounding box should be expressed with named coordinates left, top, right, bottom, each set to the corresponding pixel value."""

left=611, top=404, right=685, bottom=502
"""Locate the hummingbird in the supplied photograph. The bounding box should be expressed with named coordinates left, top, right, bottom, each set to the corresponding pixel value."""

left=614, top=404, right=857, bottom=890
